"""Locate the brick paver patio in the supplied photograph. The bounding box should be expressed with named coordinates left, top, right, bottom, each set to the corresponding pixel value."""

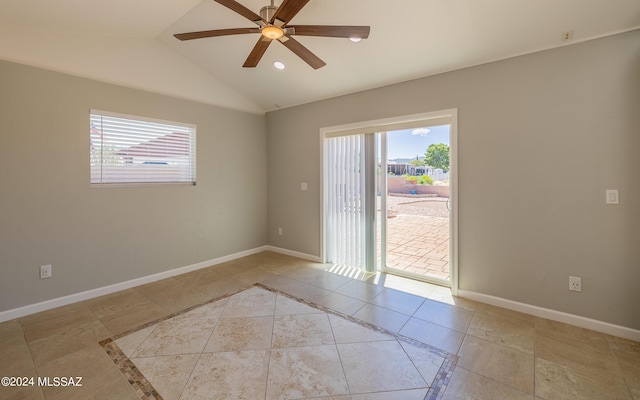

left=379, top=195, right=450, bottom=281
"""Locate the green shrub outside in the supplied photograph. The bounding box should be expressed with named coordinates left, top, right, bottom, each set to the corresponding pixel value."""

left=404, top=175, right=433, bottom=185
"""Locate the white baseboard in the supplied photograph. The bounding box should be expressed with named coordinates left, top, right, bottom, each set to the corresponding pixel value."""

left=0, top=246, right=269, bottom=323
left=265, top=246, right=321, bottom=262
left=458, top=289, right=640, bottom=342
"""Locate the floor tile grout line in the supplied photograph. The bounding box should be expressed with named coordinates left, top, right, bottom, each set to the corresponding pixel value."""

left=457, top=328, right=545, bottom=397
left=396, top=314, right=413, bottom=337
left=533, top=324, right=538, bottom=399
left=602, top=334, right=636, bottom=400
left=398, top=338, right=437, bottom=390
left=367, top=291, right=428, bottom=320
left=264, top=292, right=278, bottom=400
left=351, top=301, right=367, bottom=318
left=456, top=313, right=539, bottom=397
left=327, top=314, right=354, bottom=397
left=176, top=298, right=231, bottom=400
left=449, top=365, right=536, bottom=398
left=129, top=325, right=159, bottom=360
left=18, top=319, right=46, bottom=399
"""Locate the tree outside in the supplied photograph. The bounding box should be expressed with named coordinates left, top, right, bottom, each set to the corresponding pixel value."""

left=424, top=143, right=450, bottom=172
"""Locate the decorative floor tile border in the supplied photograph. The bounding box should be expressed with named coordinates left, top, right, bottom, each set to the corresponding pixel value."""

left=100, top=338, right=164, bottom=400
left=99, top=288, right=246, bottom=400
left=99, top=283, right=458, bottom=400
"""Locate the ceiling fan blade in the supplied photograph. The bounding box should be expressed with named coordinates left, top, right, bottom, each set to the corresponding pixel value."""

left=174, top=28, right=260, bottom=41
left=288, top=25, right=370, bottom=39
left=215, top=0, right=263, bottom=24
left=271, top=0, right=310, bottom=25
left=279, top=36, right=326, bottom=69
left=243, top=37, right=272, bottom=67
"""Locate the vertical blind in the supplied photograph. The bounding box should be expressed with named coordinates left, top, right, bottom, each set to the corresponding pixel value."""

left=90, top=110, right=196, bottom=185
left=325, top=134, right=366, bottom=269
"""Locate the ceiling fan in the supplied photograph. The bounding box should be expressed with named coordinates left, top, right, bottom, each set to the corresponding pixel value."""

left=174, top=0, right=370, bottom=69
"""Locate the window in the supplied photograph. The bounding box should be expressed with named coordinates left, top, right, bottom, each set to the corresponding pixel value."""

left=90, top=110, right=196, bottom=186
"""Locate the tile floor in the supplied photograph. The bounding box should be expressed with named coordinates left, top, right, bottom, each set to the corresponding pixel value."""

left=1, top=251, right=638, bottom=400
left=106, top=285, right=452, bottom=400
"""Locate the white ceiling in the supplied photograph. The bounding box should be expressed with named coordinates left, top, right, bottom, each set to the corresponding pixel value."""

left=1, top=0, right=639, bottom=114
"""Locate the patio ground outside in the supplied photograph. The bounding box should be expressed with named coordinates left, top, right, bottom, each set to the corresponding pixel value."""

left=378, top=194, right=450, bottom=282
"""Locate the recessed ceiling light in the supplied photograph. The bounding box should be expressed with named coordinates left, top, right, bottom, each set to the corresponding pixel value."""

left=273, top=61, right=286, bottom=70
left=349, top=37, right=362, bottom=43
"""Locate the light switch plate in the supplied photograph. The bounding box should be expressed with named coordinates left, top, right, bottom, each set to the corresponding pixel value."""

left=606, top=190, right=619, bottom=205
left=301, top=182, right=308, bottom=191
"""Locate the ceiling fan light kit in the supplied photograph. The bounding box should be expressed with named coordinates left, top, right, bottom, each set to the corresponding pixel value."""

left=261, top=25, right=284, bottom=39
left=174, top=0, right=370, bottom=69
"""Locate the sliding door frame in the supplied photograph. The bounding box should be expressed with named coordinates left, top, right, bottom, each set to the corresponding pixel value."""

left=320, top=109, right=458, bottom=294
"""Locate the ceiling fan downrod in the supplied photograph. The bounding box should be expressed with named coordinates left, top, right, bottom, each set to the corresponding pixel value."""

left=260, top=0, right=278, bottom=23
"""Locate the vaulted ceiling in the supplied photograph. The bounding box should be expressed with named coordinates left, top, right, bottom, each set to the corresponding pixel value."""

left=1, top=0, right=639, bottom=114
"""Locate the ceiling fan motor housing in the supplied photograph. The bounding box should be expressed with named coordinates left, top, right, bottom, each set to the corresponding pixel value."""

left=260, top=5, right=278, bottom=22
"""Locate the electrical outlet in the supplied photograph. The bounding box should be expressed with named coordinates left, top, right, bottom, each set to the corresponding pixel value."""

left=569, top=276, right=581, bottom=292
left=278, top=227, right=283, bottom=236
left=40, top=264, right=52, bottom=279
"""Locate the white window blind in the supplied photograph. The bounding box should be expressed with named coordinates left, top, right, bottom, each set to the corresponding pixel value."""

left=90, top=110, right=196, bottom=186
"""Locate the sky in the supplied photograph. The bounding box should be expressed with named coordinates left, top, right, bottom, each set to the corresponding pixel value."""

left=386, top=125, right=450, bottom=160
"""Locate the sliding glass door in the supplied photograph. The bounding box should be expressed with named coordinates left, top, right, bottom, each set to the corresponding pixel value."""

left=378, top=126, right=452, bottom=286
left=322, top=111, right=457, bottom=288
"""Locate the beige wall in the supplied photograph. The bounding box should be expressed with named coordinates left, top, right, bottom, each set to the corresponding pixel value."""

left=0, top=60, right=267, bottom=312
left=1, top=30, right=638, bottom=331
left=266, top=30, right=640, bottom=329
